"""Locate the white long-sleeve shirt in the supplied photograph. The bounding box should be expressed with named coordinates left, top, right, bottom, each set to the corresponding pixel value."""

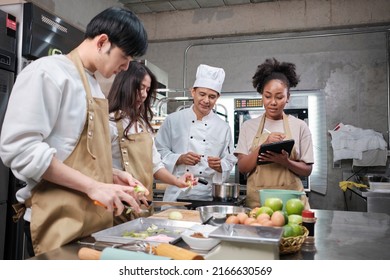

left=109, top=116, right=165, bottom=174
left=0, top=55, right=105, bottom=220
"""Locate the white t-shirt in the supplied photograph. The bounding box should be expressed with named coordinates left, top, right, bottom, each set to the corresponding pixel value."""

left=234, top=114, right=314, bottom=164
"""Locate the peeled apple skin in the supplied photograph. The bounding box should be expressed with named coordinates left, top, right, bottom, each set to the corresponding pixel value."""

left=134, top=185, right=147, bottom=194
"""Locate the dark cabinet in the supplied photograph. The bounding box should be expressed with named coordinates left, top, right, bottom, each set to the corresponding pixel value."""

left=344, top=187, right=367, bottom=212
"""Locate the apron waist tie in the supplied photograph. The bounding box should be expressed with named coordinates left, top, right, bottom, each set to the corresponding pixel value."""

left=12, top=202, right=26, bottom=222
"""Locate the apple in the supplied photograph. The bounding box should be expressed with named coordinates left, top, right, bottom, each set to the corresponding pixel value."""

left=270, top=211, right=286, bottom=227
left=264, top=197, right=283, bottom=212
left=257, top=206, right=274, bottom=217
left=285, top=198, right=304, bottom=215
left=289, top=223, right=304, bottom=236
left=282, top=224, right=294, bottom=238
left=288, top=214, right=303, bottom=225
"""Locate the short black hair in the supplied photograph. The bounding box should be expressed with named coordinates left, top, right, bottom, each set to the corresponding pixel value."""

left=252, top=58, right=300, bottom=94
left=85, top=7, right=148, bottom=58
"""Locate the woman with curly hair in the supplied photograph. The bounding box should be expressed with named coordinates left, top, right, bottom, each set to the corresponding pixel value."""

left=234, top=58, right=313, bottom=208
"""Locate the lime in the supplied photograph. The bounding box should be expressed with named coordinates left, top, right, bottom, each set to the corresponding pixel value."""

left=285, top=198, right=304, bottom=215
left=288, top=214, right=303, bottom=225
left=289, top=223, right=304, bottom=236
left=264, top=197, right=283, bottom=212
left=282, top=224, right=295, bottom=238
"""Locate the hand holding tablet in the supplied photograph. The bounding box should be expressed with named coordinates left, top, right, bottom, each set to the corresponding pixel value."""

left=257, top=139, right=295, bottom=165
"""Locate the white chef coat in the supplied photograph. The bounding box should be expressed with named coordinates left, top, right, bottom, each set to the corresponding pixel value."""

left=155, top=105, right=237, bottom=201
left=0, top=55, right=105, bottom=221
left=109, top=115, right=165, bottom=174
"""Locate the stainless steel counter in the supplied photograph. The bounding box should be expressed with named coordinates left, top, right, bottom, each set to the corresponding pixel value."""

left=29, top=209, right=390, bottom=260
left=347, top=186, right=390, bottom=215
left=361, top=191, right=390, bottom=215
left=281, top=209, right=390, bottom=260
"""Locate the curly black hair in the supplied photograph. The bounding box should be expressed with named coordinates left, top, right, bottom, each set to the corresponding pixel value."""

left=252, top=58, right=300, bottom=94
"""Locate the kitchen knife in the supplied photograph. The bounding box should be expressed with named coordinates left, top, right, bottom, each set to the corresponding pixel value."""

left=151, top=201, right=192, bottom=207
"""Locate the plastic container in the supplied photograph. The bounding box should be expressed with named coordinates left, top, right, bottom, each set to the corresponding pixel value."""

left=258, top=189, right=306, bottom=211
left=302, top=210, right=316, bottom=244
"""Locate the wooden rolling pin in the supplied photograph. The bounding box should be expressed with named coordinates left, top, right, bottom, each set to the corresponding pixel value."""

left=152, top=243, right=204, bottom=260
left=79, top=243, right=204, bottom=260
left=78, top=247, right=170, bottom=260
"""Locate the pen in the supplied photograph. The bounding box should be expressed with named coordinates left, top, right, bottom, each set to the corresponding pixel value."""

left=263, top=128, right=271, bottom=134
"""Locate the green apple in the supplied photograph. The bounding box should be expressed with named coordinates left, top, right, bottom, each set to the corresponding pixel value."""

left=282, top=211, right=289, bottom=225
left=256, top=206, right=274, bottom=217
left=282, top=224, right=294, bottom=238
left=289, top=223, right=304, bottom=236
left=264, top=197, right=283, bottom=212
left=285, top=198, right=304, bottom=215
left=288, top=214, right=303, bottom=225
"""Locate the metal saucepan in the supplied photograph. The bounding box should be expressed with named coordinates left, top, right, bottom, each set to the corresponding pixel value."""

left=211, top=183, right=240, bottom=201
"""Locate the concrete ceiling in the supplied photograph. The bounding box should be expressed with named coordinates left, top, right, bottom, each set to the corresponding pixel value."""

left=118, top=0, right=280, bottom=14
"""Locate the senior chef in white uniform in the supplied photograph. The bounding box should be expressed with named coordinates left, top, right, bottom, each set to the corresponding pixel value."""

left=155, top=64, right=237, bottom=202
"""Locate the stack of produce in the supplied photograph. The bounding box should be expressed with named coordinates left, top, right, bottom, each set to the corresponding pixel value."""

left=225, top=197, right=308, bottom=254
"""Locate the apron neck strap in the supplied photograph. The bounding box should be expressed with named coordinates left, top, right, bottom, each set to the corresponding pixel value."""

left=68, top=49, right=97, bottom=159
left=115, top=116, right=125, bottom=139
left=68, top=50, right=94, bottom=101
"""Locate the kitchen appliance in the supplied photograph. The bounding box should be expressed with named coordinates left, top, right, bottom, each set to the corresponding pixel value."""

left=234, top=96, right=310, bottom=191
left=0, top=2, right=84, bottom=259
left=197, top=205, right=251, bottom=226
left=211, top=183, right=240, bottom=201
left=258, top=139, right=295, bottom=165
left=0, top=8, right=16, bottom=260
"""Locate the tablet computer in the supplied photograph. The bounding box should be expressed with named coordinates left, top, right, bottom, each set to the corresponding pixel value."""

left=257, top=139, right=295, bottom=165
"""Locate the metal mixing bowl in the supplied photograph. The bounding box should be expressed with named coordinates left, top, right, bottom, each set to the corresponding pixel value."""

left=197, top=205, right=251, bottom=226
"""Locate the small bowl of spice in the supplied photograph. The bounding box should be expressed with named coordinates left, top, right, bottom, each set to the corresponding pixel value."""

left=181, top=224, right=220, bottom=251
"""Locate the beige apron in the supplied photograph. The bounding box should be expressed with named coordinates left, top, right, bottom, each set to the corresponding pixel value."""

left=115, top=118, right=154, bottom=223
left=26, top=50, right=113, bottom=255
left=246, top=113, right=307, bottom=209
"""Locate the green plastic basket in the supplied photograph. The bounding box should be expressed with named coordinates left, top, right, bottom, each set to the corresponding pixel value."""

left=258, top=189, right=305, bottom=211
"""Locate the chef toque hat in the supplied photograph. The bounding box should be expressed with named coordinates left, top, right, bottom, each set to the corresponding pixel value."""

left=193, top=64, right=225, bottom=94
